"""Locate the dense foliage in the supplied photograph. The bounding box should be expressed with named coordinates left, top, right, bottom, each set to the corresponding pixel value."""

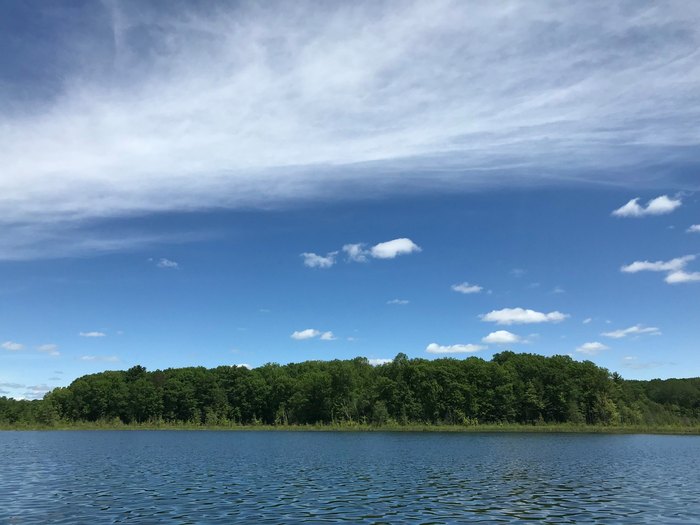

left=2, top=352, right=699, bottom=427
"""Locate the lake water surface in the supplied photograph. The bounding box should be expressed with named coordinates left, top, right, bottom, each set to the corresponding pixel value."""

left=1, top=431, right=698, bottom=523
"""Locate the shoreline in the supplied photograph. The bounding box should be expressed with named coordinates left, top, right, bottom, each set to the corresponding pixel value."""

left=2, top=422, right=699, bottom=435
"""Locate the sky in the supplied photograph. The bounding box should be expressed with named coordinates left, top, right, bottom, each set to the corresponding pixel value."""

left=1, top=1, right=699, bottom=399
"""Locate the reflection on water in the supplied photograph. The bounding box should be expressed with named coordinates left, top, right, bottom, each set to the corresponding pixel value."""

left=1, top=431, right=698, bottom=523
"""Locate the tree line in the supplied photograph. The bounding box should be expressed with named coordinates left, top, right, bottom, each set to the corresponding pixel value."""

left=2, top=352, right=699, bottom=427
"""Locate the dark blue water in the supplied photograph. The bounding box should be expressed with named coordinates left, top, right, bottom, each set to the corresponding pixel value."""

left=1, top=431, right=698, bottom=524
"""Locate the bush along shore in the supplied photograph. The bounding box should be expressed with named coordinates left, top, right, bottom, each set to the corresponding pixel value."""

left=2, top=352, right=699, bottom=433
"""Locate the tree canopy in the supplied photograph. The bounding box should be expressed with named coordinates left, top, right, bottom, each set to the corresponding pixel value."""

left=2, top=352, right=699, bottom=427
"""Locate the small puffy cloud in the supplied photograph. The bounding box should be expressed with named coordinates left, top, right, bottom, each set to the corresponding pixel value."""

left=291, top=328, right=321, bottom=340
left=368, top=358, right=392, bottom=366
left=602, top=324, right=661, bottom=339
left=234, top=363, right=252, bottom=369
left=301, top=251, right=337, bottom=269
left=451, top=282, right=483, bottom=294
left=665, top=270, right=700, bottom=284
left=80, top=355, right=119, bottom=362
left=156, top=258, right=179, bottom=269
left=552, top=286, right=565, bottom=294
left=622, top=255, right=700, bottom=285
left=37, top=344, right=60, bottom=356
left=291, top=329, right=336, bottom=341
left=621, top=255, right=694, bottom=273
left=482, top=330, right=522, bottom=344
left=426, top=343, right=485, bottom=354
left=688, top=224, right=700, bottom=233
left=480, top=307, right=569, bottom=325
left=79, top=331, right=106, bottom=337
left=342, top=243, right=369, bottom=262
left=576, top=342, right=609, bottom=355
left=1, top=341, right=24, bottom=351
left=583, top=318, right=593, bottom=324
left=387, top=299, right=409, bottom=305
left=510, top=268, right=526, bottom=278
left=612, top=195, right=682, bottom=217
left=370, top=238, right=421, bottom=259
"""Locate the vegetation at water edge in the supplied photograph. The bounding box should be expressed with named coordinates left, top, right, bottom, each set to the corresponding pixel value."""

left=2, top=352, right=699, bottom=431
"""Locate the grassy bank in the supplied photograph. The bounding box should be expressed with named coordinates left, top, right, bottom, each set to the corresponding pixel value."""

left=2, top=421, right=699, bottom=434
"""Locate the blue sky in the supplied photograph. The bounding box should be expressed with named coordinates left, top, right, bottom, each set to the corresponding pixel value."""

left=1, top=1, right=700, bottom=399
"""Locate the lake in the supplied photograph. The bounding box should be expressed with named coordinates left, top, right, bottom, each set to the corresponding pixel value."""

left=1, top=431, right=698, bottom=523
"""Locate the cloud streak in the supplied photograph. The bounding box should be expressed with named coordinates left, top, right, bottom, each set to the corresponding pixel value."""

left=426, top=343, right=485, bottom=354
left=480, top=307, right=569, bottom=325
left=621, top=255, right=700, bottom=284
left=1, top=2, right=699, bottom=258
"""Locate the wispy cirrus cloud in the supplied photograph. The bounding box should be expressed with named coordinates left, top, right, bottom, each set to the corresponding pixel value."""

left=80, top=355, right=119, bottom=362
left=155, top=258, right=179, bottom=269
left=602, top=324, right=661, bottom=339
left=79, top=331, right=106, bottom=337
left=1, top=2, right=699, bottom=259
left=1, top=341, right=24, bottom=351
left=37, top=344, right=61, bottom=357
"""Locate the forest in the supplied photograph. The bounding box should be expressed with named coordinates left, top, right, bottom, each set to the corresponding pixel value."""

left=2, top=352, right=699, bottom=428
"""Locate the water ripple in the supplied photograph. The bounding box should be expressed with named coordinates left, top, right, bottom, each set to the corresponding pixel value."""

left=1, top=432, right=699, bottom=524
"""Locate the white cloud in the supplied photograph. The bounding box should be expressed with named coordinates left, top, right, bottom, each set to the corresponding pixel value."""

left=80, top=355, right=119, bottom=362
left=688, top=224, right=700, bottom=233
left=79, top=331, right=106, bottom=337
left=234, top=363, right=252, bottom=369
left=621, top=255, right=694, bottom=273
left=552, top=286, right=565, bottom=294
left=576, top=341, right=609, bottom=355
left=482, top=330, right=522, bottom=344
left=583, top=317, right=593, bottom=324
left=387, top=299, right=409, bottom=305
left=665, top=270, right=700, bottom=284
left=426, top=343, right=485, bottom=354
left=602, top=324, right=661, bottom=339
left=37, top=344, right=61, bottom=356
left=370, top=238, right=421, bottom=259
left=342, top=243, right=369, bottom=262
left=368, top=358, right=392, bottom=366
left=1, top=341, right=24, bottom=351
left=291, top=329, right=336, bottom=340
left=156, top=258, right=179, bottom=268
left=291, top=329, right=321, bottom=340
left=451, top=282, right=483, bottom=294
left=480, top=307, right=569, bottom=325
left=621, top=255, right=700, bottom=285
left=301, top=251, right=337, bottom=268
left=612, top=195, right=682, bottom=217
